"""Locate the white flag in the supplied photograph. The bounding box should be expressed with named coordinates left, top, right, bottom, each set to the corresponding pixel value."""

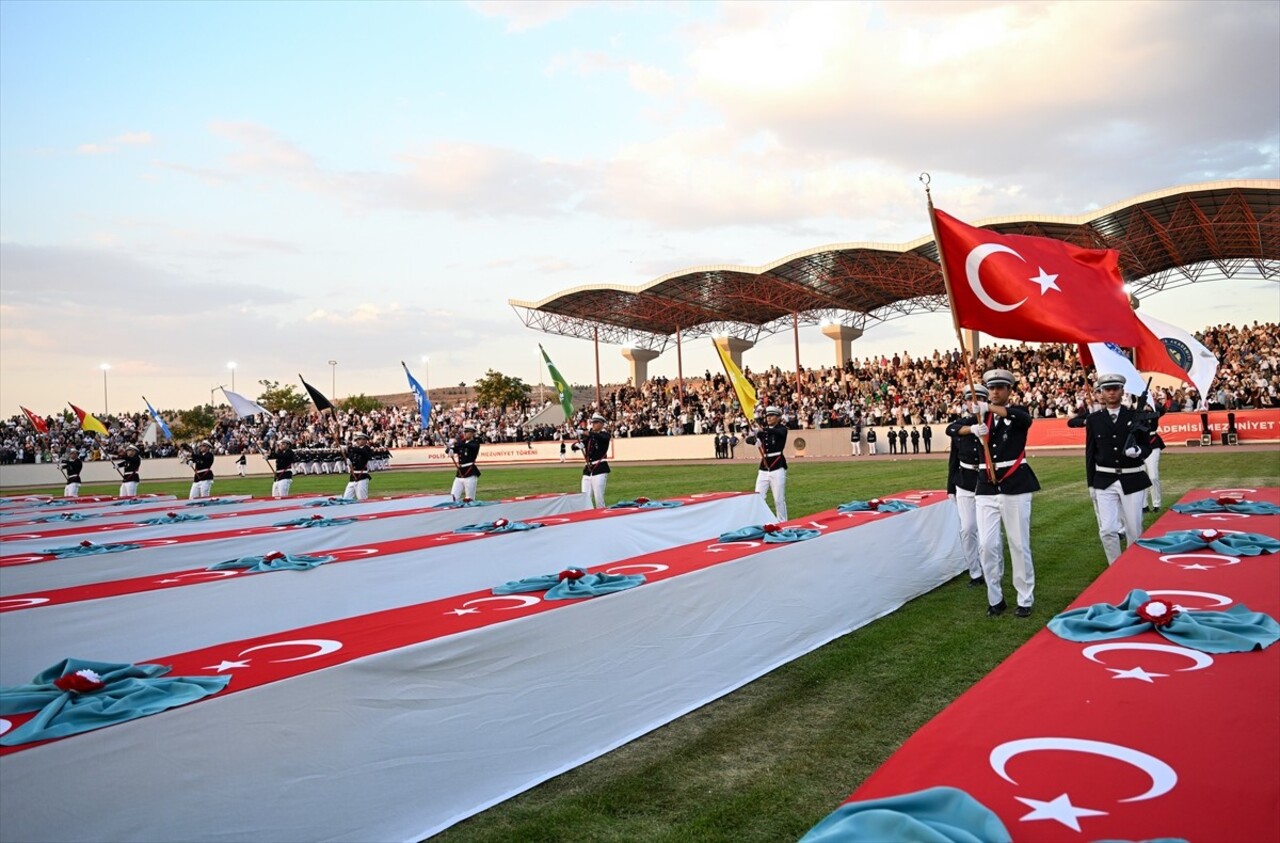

left=1084, top=342, right=1155, bottom=408
left=142, top=421, right=158, bottom=445
left=222, top=387, right=271, bottom=418
left=1136, top=312, right=1219, bottom=406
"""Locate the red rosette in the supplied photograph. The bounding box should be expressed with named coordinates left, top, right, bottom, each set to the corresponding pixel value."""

left=79, top=540, right=94, bottom=548
left=634, top=497, right=650, bottom=504
left=1198, top=529, right=1221, bottom=543
left=557, top=568, right=586, bottom=582
left=310, top=514, right=323, bottom=520
left=1216, top=495, right=1243, bottom=506
left=867, top=498, right=882, bottom=508
left=166, top=511, right=178, bottom=518
left=492, top=518, right=510, bottom=529
left=762, top=523, right=782, bottom=534
left=264, top=551, right=285, bottom=562
left=462, top=497, right=473, bottom=504
left=54, top=670, right=106, bottom=694
left=1136, top=599, right=1178, bottom=628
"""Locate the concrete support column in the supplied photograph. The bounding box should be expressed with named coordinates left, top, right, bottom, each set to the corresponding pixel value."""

left=820, top=323, right=864, bottom=368
left=621, top=347, right=660, bottom=386
left=715, top=336, right=755, bottom=370
left=962, top=329, right=980, bottom=358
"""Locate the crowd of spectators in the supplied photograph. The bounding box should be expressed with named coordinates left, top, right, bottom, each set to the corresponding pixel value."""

left=3, top=321, right=1276, bottom=465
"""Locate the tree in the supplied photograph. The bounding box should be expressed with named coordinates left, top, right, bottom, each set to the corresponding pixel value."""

left=340, top=393, right=384, bottom=414
left=257, top=380, right=311, bottom=414
left=171, top=404, right=218, bottom=442
left=473, top=370, right=530, bottom=410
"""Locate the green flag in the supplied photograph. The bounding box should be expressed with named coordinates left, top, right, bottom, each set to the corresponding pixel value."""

left=540, top=344, right=574, bottom=422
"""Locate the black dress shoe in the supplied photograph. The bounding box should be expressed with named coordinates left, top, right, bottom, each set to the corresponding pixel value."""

left=1015, top=606, right=1032, bottom=618
left=1142, top=506, right=1151, bottom=513
left=986, top=600, right=1007, bottom=617
left=968, top=576, right=985, bottom=588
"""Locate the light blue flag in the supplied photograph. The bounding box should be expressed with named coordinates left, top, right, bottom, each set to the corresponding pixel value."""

left=402, top=362, right=431, bottom=430
left=142, top=396, right=173, bottom=440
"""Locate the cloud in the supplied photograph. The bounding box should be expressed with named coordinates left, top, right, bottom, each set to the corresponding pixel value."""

left=467, top=0, right=579, bottom=32
left=112, top=131, right=153, bottom=146
left=76, top=143, right=110, bottom=156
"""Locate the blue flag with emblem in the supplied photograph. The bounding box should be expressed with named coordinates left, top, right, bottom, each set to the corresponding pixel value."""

left=401, top=362, right=432, bottom=430
left=141, top=396, right=173, bottom=441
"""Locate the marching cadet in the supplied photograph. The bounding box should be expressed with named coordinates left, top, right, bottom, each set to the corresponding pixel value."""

left=945, top=385, right=993, bottom=589
left=865, top=426, right=877, bottom=454
left=746, top=406, right=788, bottom=520
left=61, top=447, right=84, bottom=497
left=850, top=412, right=864, bottom=456
left=342, top=432, right=375, bottom=501
left=966, top=369, right=1040, bottom=618
left=1085, top=373, right=1153, bottom=564
left=188, top=440, right=215, bottom=499
left=572, top=413, right=611, bottom=507
left=447, top=422, right=482, bottom=501
left=265, top=437, right=297, bottom=497
left=1144, top=416, right=1166, bottom=513
left=115, top=444, right=142, bottom=497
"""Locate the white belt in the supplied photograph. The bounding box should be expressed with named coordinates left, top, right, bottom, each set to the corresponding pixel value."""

left=1095, top=465, right=1146, bottom=475
left=765, top=452, right=783, bottom=457
left=590, top=459, right=607, bottom=466
left=959, top=462, right=979, bottom=471
left=965, top=459, right=1019, bottom=469
left=458, top=462, right=474, bottom=468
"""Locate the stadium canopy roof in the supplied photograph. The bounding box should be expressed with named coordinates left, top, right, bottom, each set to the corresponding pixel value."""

left=510, top=180, right=1280, bottom=353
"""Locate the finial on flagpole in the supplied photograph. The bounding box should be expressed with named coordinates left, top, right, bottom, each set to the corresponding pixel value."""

left=919, top=172, right=932, bottom=202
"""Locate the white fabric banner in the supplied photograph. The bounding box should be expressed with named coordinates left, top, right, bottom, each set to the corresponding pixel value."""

left=1137, top=311, right=1219, bottom=404
left=221, top=387, right=271, bottom=419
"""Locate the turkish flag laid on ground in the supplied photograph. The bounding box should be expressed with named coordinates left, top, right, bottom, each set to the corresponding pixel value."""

left=934, top=209, right=1147, bottom=346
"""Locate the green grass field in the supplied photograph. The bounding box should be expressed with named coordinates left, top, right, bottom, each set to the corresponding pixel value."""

left=18, top=450, right=1279, bottom=841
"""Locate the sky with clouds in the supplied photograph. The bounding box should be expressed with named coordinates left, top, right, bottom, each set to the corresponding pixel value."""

left=1, top=0, right=1277, bottom=419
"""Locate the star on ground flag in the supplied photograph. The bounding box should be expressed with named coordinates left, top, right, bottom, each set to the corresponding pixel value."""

left=932, top=208, right=1149, bottom=346
left=539, top=345, right=573, bottom=423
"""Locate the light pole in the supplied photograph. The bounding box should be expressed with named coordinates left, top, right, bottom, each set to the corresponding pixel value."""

left=100, top=363, right=110, bottom=416
left=227, top=361, right=237, bottom=392
left=328, top=360, right=338, bottom=398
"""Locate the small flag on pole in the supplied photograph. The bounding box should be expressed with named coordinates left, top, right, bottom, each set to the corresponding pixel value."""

left=1135, top=312, right=1217, bottom=402
left=539, top=345, right=574, bottom=423
left=1079, top=343, right=1154, bottom=408
left=142, top=396, right=174, bottom=440
left=69, top=403, right=109, bottom=436
left=221, top=388, right=271, bottom=419
left=712, top=338, right=758, bottom=419
left=20, top=406, right=48, bottom=435
left=401, top=362, right=432, bottom=430
left=299, top=375, right=334, bottom=412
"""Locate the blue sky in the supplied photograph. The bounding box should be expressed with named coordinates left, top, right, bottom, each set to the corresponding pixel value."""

left=2, top=0, right=1277, bottom=418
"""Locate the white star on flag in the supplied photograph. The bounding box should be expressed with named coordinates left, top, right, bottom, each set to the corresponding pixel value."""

left=1028, top=268, right=1061, bottom=294
left=205, top=659, right=251, bottom=672
left=1016, top=793, right=1108, bottom=831
left=1107, top=666, right=1168, bottom=683
left=445, top=607, right=480, bottom=616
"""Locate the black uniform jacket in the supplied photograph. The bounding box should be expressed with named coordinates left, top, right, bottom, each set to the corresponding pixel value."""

left=745, top=423, right=788, bottom=471
left=1085, top=407, right=1153, bottom=494
left=974, top=405, right=1040, bottom=496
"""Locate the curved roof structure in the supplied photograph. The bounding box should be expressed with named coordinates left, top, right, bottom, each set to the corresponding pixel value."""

left=511, top=180, right=1280, bottom=352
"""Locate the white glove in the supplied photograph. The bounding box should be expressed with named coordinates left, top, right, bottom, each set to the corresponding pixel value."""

left=1124, top=445, right=1142, bottom=458
left=970, top=422, right=990, bottom=437
left=970, top=401, right=990, bottom=416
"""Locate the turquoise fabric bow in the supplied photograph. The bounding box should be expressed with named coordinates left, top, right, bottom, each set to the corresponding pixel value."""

left=39, top=542, right=142, bottom=558
left=837, top=499, right=920, bottom=513
left=1048, top=589, right=1280, bottom=654
left=492, top=569, right=646, bottom=599
left=137, top=513, right=210, bottom=525
left=453, top=520, right=544, bottom=534
left=607, top=499, right=685, bottom=509
left=184, top=498, right=240, bottom=507
left=35, top=513, right=100, bottom=523
left=1171, top=498, right=1280, bottom=515
left=716, top=525, right=822, bottom=543
left=303, top=497, right=358, bottom=507
left=208, top=553, right=335, bottom=573
left=0, top=658, right=230, bottom=746
left=430, top=500, right=497, bottom=509
left=800, top=786, right=1012, bottom=843
left=35, top=500, right=77, bottom=507
left=271, top=516, right=358, bottom=528
left=108, top=498, right=155, bottom=506
left=1136, top=530, right=1280, bottom=556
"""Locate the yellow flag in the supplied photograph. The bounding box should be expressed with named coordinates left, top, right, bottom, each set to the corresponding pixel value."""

left=712, top=338, right=757, bottom=419
left=69, top=403, right=109, bottom=435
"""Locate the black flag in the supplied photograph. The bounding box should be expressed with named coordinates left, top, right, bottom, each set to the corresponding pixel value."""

left=299, top=375, right=334, bottom=412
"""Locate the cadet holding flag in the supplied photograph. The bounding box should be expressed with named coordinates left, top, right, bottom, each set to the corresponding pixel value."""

left=447, top=423, right=482, bottom=501
left=60, top=447, right=83, bottom=497
left=573, top=413, right=611, bottom=507
left=746, top=407, right=788, bottom=521
left=115, top=444, right=142, bottom=497
left=343, top=432, right=374, bottom=500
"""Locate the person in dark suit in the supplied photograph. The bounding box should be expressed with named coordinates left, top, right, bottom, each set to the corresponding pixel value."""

left=945, top=385, right=991, bottom=589
left=921, top=424, right=932, bottom=454
left=746, top=407, right=788, bottom=520
left=447, top=423, right=482, bottom=501
left=1085, top=373, right=1153, bottom=565
left=897, top=427, right=909, bottom=454
left=61, top=447, right=83, bottom=497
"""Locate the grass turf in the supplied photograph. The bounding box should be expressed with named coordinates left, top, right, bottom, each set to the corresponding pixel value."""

left=15, top=450, right=1278, bottom=841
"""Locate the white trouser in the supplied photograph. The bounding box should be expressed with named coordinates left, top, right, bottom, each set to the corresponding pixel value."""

left=976, top=493, right=1033, bottom=608
left=343, top=478, right=370, bottom=501
left=189, top=480, right=212, bottom=499
left=755, top=468, right=788, bottom=521
left=852, top=439, right=862, bottom=456
left=1144, top=450, right=1162, bottom=509
left=64, top=483, right=81, bottom=497
left=237, top=465, right=246, bottom=476
left=119, top=481, right=138, bottom=498
left=581, top=473, right=608, bottom=508
left=954, top=488, right=983, bottom=579
left=450, top=475, right=479, bottom=502
left=271, top=479, right=293, bottom=498
left=1095, top=479, right=1146, bottom=565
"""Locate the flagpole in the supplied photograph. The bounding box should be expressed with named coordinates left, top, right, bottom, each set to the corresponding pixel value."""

left=921, top=173, right=996, bottom=484
left=402, top=361, right=458, bottom=473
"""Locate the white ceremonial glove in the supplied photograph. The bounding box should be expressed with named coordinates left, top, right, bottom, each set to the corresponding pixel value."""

left=1124, top=445, right=1142, bottom=458
left=970, top=423, right=990, bottom=437
left=970, top=401, right=990, bottom=416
